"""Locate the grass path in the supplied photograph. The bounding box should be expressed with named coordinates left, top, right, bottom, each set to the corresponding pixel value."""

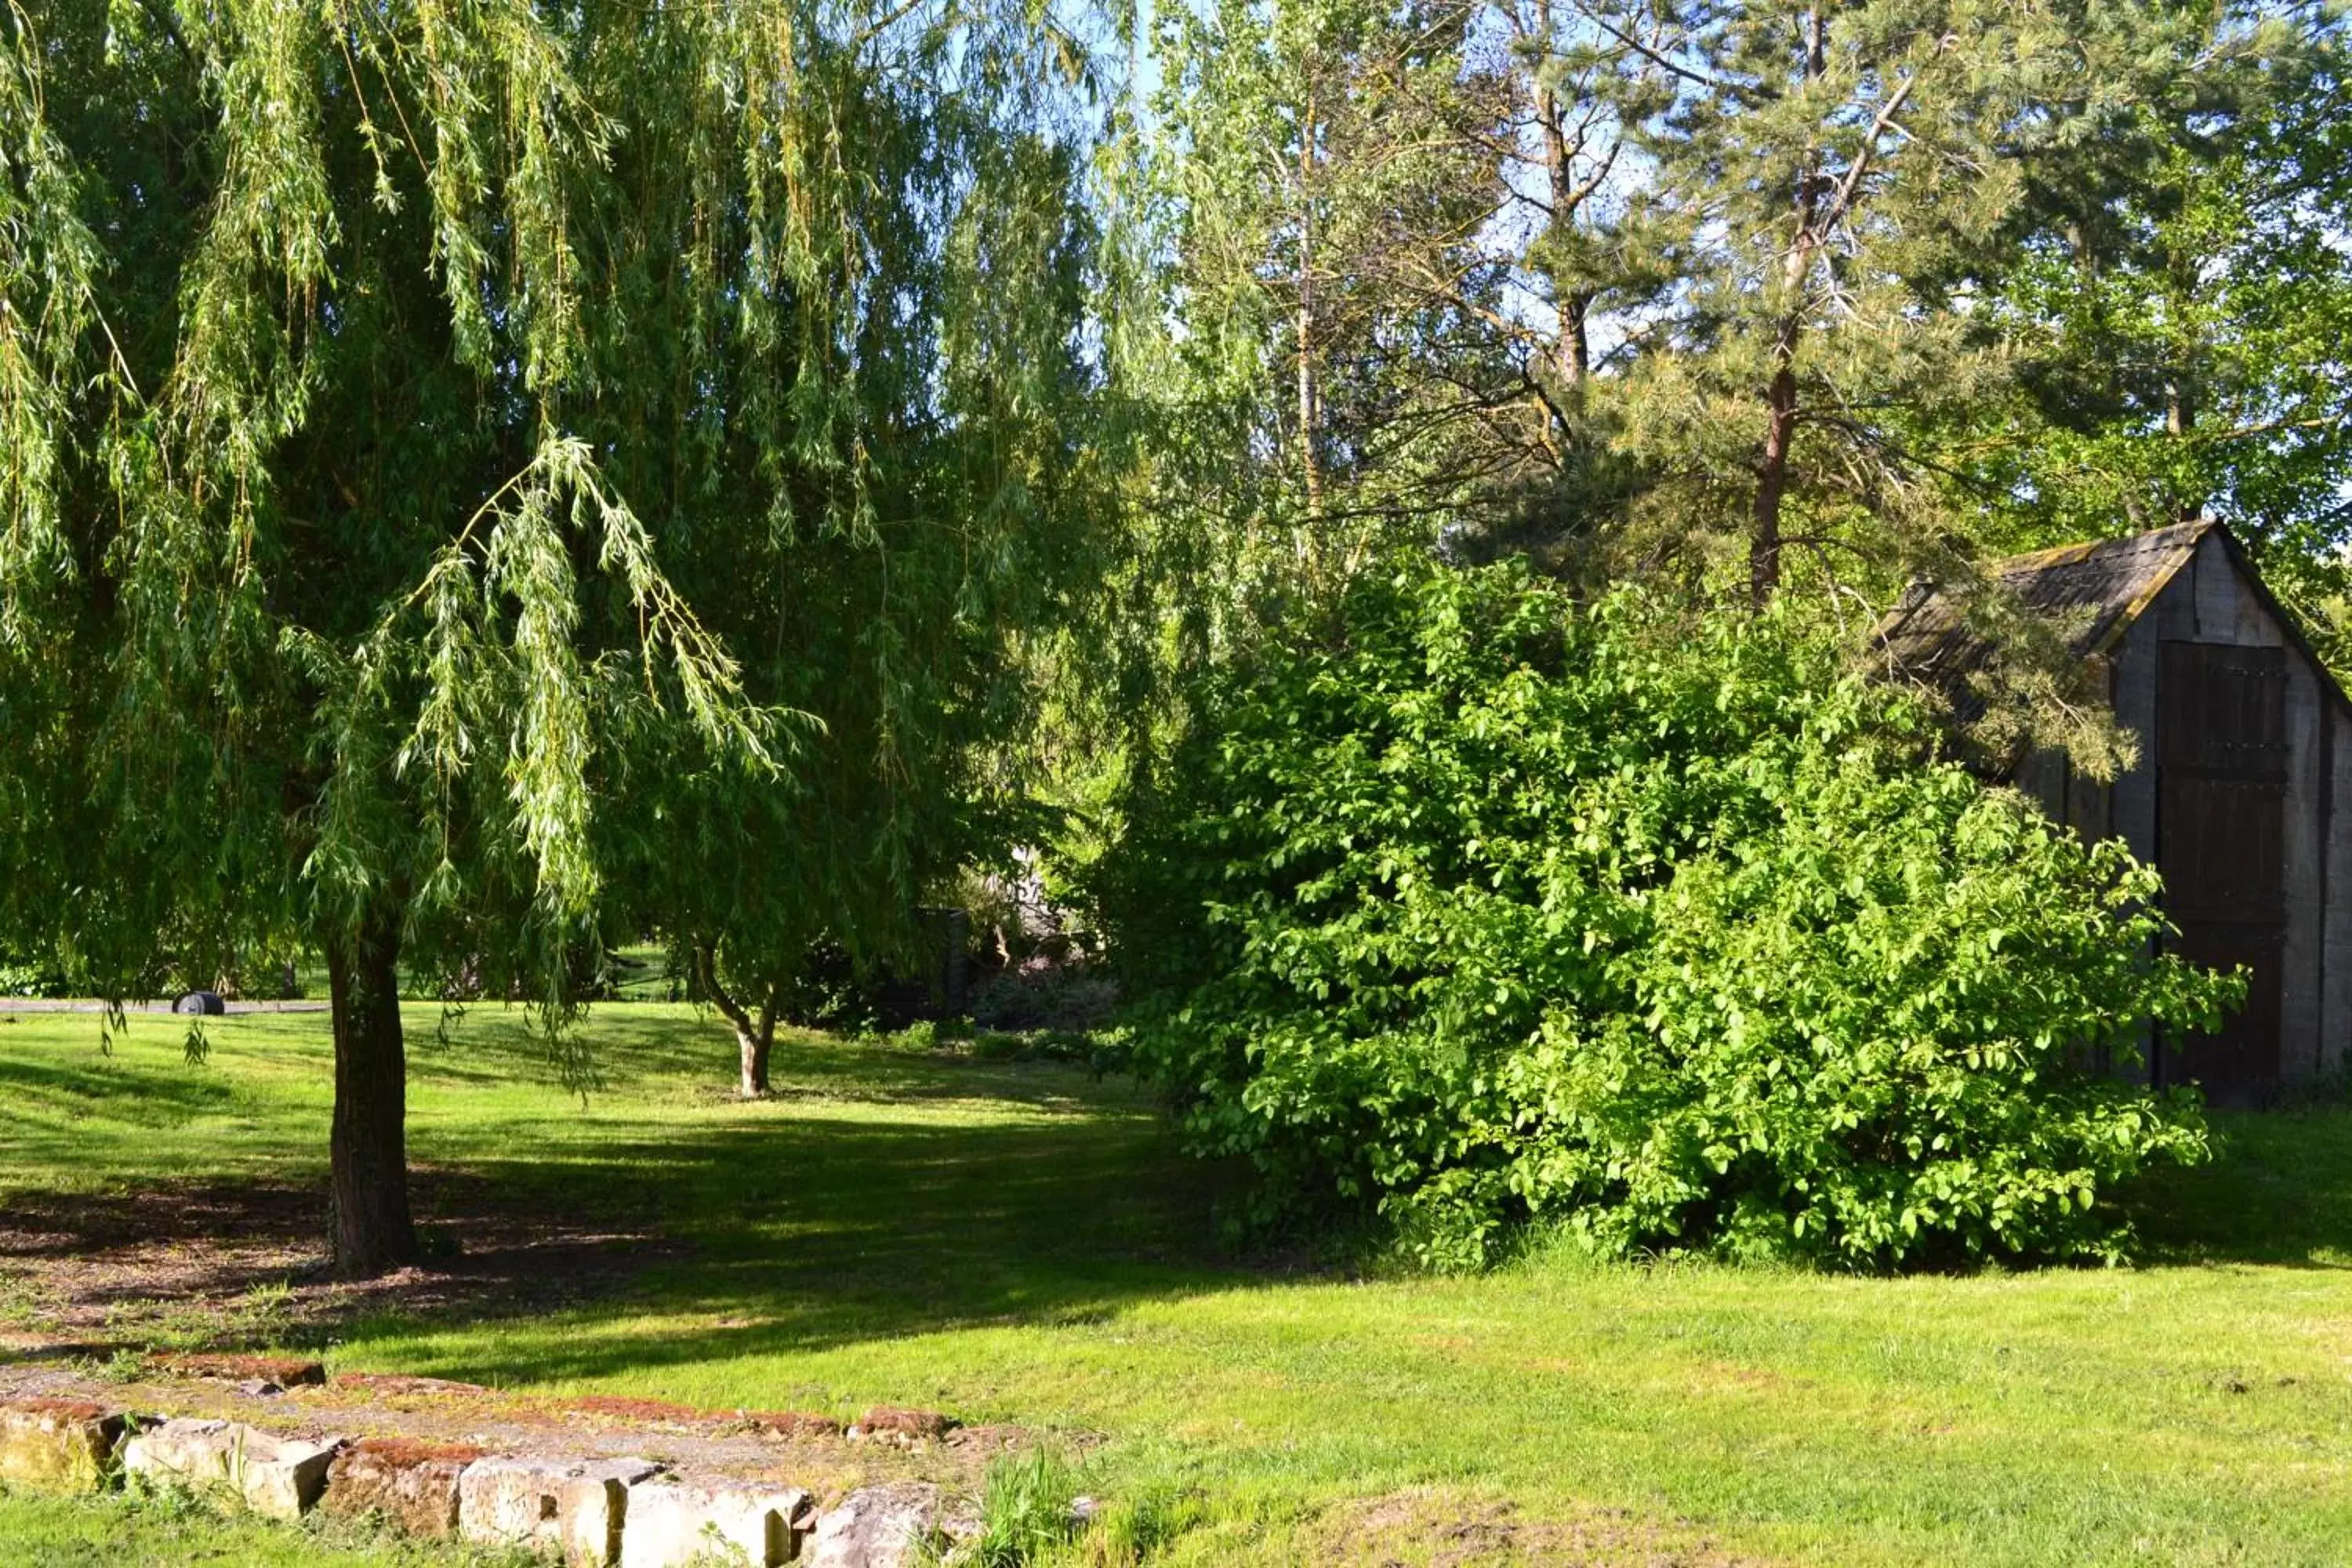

left=3, top=1004, right=2350, bottom=1563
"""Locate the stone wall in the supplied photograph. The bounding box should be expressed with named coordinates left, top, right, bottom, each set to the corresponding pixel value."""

left=0, top=1397, right=976, bottom=1568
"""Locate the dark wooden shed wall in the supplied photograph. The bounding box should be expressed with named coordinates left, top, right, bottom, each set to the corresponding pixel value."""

left=2011, top=529, right=2352, bottom=1094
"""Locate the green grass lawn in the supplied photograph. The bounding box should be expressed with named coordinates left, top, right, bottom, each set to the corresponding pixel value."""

left=0, top=1488, right=545, bottom=1568
left=4, top=1004, right=2352, bottom=1565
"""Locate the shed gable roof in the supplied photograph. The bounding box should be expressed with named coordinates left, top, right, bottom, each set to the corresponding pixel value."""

left=1876, top=518, right=2352, bottom=726
left=1876, top=520, right=2211, bottom=689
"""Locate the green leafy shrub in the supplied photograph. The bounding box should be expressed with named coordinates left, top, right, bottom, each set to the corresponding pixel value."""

left=0, top=947, right=69, bottom=997
left=1103, top=560, right=2230, bottom=1269
left=971, top=964, right=1120, bottom=1033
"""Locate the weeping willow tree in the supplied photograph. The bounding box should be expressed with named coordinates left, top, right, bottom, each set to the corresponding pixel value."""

left=0, top=0, right=1111, bottom=1273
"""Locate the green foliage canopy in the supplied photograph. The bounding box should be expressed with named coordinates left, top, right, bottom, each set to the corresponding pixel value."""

left=0, top=0, right=1113, bottom=1265
left=1105, top=561, right=2229, bottom=1268
left=1970, top=2, right=2352, bottom=642
left=0, top=0, right=1106, bottom=996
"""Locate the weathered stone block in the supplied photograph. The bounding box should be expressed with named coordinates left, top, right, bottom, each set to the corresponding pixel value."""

left=321, top=1438, right=483, bottom=1537
left=805, top=1483, right=958, bottom=1568
left=0, top=1399, right=124, bottom=1494
left=121, top=1417, right=339, bottom=1519
left=458, top=1454, right=661, bottom=1566
left=618, top=1477, right=811, bottom=1568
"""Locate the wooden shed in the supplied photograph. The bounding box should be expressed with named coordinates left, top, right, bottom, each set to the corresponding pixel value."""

left=1878, top=519, right=2352, bottom=1105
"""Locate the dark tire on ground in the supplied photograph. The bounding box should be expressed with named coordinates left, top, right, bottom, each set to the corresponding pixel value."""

left=171, top=991, right=227, bottom=1015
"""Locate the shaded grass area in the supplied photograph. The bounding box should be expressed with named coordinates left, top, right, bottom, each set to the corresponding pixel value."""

left=3, top=1004, right=2352, bottom=1564
left=2128, top=1101, right=2352, bottom=1266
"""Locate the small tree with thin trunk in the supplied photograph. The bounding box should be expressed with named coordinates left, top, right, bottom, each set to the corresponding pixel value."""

left=1140, top=0, right=1523, bottom=593
left=1577, top=0, right=2029, bottom=605
left=693, top=939, right=785, bottom=1101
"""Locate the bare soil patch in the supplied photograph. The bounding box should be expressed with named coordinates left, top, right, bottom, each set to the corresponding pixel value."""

left=151, top=1352, right=325, bottom=1386
left=563, top=1394, right=728, bottom=1428
left=331, top=1373, right=492, bottom=1397
left=742, top=1409, right=848, bottom=1440
left=1319, top=1489, right=1778, bottom=1568
left=851, top=1404, right=958, bottom=1442
left=0, top=1170, right=669, bottom=1352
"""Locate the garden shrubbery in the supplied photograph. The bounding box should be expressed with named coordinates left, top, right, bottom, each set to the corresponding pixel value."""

left=1103, top=560, right=2233, bottom=1269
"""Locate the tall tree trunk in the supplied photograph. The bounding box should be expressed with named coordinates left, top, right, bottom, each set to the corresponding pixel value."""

left=1752, top=358, right=1798, bottom=607
left=2163, top=240, right=2200, bottom=521
left=2163, top=374, right=2201, bottom=523
left=326, top=901, right=417, bottom=1278
left=1753, top=5, right=1828, bottom=610
left=1530, top=0, right=1591, bottom=394
left=1558, top=293, right=1591, bottom=389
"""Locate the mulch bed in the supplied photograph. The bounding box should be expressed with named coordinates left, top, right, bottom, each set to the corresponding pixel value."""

left=0, top=1171, right=671, bottom=1352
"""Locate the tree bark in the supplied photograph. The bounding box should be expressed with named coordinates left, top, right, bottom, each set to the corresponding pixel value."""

left=746, top=984, right=779, bottom=1098
left=695, top=938, right=777, bottom=1098
left=1752, top=358, right=1798, bottom=607
left=1530, top=0, right=1591, bottom=393
left=1558, top=292, right=1591, bottom=390
left=1752, top=5, right=1828, bottom=610
left=326, top=901, right=417, bottom=1278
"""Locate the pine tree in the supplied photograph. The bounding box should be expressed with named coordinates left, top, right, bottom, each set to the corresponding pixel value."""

left=1965, top=2, right=2352, bottom=632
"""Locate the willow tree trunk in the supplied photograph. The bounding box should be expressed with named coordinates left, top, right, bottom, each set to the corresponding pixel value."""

left=327, top=903, right=417, bottom=1277
left=727, top=979, right=782, bottom=1099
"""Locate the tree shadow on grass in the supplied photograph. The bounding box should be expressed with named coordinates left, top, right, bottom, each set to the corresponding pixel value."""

left=336, top=1099, right=1255, bottom=1383
left=0, top=1025, right=1260, bottom=1375
left=2124, top=1105, right=2352, bottom=1267
left=0, top=1167, right=686, bottom=1352
left=0, top=1051, right=239, bottom=1127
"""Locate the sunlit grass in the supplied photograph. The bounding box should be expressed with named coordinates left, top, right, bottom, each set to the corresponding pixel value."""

left=4, top=1004, right=2352, bottom=1564
left=0, top=1484, right=541, bottom=1566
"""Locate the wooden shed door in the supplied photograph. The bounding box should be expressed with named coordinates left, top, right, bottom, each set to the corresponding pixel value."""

left=2157, top=641, right=2288, bottom=1102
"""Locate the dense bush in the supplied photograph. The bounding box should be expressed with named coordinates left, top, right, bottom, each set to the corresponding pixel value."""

left=0, top=952, right=67, bottom=999
left=1103, top=561, right=2232, bottom=1269
left=971, top=959, right=1120, bottom=1033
